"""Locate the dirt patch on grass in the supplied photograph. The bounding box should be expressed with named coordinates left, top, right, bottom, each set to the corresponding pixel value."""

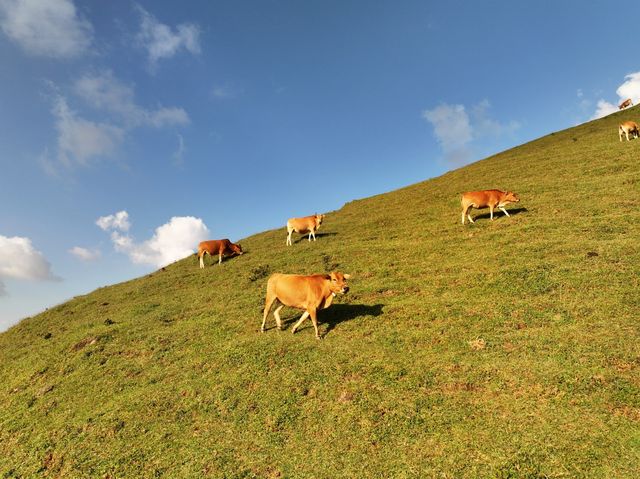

left=71, top=336, right=98, bottom=351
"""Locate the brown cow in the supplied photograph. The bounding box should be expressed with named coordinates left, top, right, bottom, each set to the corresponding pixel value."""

left=461, top=190, right=520, bottom=224
left=619, top=98, right=633, bottom=110
left=197, top=239, right=243, bottom=268
left=286, top=214, right=325, bottom=245
left=261, top=272, right=351, bottom=339
left=619, top=121, right=639, bottom=141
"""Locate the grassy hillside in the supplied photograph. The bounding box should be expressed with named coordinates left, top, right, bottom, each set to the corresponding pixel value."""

left=2, top=107, right=640, bottom=478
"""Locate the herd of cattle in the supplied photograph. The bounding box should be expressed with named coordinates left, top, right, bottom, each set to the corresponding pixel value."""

left=195, top=102, right=636, bottom=338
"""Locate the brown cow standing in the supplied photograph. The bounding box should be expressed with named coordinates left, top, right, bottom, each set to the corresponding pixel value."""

left=461, top=190, right=520, bottom=224
left=286, top=214, right=325, bottom=245
left=619, top=98, right=633, bottom=110
left=619, top=121, right=639, bottom=141
left=261, top=272, right=351, bottom=339
left=197, top=239, right=243, bottom=268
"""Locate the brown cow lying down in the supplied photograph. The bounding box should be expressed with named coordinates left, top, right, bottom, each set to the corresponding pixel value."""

left=197, top=239, right=243, bottom=268
left=461, top=190, right=520, bottom=224
left=619, top=98, right=633, bottom=110
left=286, top=214, right=324, bottom=245
left=261, top=272, right=351, bottom=339
left=619, top=121, right=639, bottom=141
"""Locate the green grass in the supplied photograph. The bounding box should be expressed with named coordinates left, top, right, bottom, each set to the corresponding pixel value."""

left=2, top=107, right=640, bottom=478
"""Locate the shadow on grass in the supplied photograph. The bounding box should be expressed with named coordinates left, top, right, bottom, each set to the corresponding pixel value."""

left=278, top=303, right=384, bottom=337
left=196, top=253, right=244, bottom=267
left=472, top=207, right=528, bottom=222
left=292, top=232, right=338, bottom=244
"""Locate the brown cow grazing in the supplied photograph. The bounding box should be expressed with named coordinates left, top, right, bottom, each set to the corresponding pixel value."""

left=461, top=190, right=520, bottom=224
left=619, top=121, right=639, bottom=141
left=286, top=214, right=325, bottom=246
left=261, top=272, right=351, bottom=339
left=197, top=239, right=243, bottom=268
left=619, top=98, right=633, bottom=110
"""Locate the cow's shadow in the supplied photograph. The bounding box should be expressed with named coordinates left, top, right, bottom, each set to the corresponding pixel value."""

left=471, top=206, right=528, bottom=222
left=278, top=303, right=384, bottom=337
left=291, top=232, right=338, bottom=244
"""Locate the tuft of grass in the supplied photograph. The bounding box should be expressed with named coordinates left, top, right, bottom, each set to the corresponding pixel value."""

left=2, top=106, right=640, bottom=477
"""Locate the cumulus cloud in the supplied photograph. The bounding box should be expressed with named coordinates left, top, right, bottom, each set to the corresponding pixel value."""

left=74, top=70, right=189, bottom=128
left=423, top=100, right=518, bottom=165
left=591, top=71, right=640, bottom=119
left=69, top=246, right=101, bottom=261
left=98, top=211, right=209, bottom=268
left=52, top=94, right=124, bottom=167
left=0, top=235, right=60, bottom=296
left=0, top=0, right=92, bottom=58
left=96, top=210, right=130, bottom=232
left=135, top=5, right=200, bottom=67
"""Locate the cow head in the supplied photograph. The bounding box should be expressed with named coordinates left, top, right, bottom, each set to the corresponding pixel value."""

left=315, top=214, right=325, bottom=226
left=504, top=191, right=520, bottom=203
left=329, top=271, right=351, bottom=294
left=231, top=243, right=244, bottom=255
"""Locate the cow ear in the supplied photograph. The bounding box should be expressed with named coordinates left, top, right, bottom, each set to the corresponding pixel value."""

left=343, top=273, right=351, bottom=279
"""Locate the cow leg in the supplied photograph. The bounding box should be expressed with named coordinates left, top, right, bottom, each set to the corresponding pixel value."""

left=261, top=295, right=277, bottom=332
left=218, top=253, right=223, bottom=265
left=291, top=311, right=310, bottom=334
left=273, top=304, right=285, bottom=330
left=286, top=229, right=293, bottom=246
left=308, top=231, right=313, bottom=242
left=199, top=253, right=205, bottom=269
left=461, top=205, right=471, bottom=224
left=308, top=308, right=321, bottom=339
left=499, top=206, right=510, bottom=217
left=467, top=212, right=475, bottom=224
left=489, top=205, right=494, bottom=220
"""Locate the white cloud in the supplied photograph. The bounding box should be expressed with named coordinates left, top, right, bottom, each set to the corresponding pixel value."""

left=0, top=235, right=60, bottom=296
left=74, top=70, right=190, bottom=128
left=422, top=103, right=472, bottom=165
left=591, top=100, right=618, bottom=120
left=591, top=71, right=640, bottom=119
left=147, top=107, right=189, bottom=127
left=98, top=212, right=209, bottom=268
left=0, top=0, right=92, bottom=58
left=69, top=246, right=101, bottom=261
left=616, top=72, right=640, bottom=104
left=44, top=71, right=190, bottom=173
left=211, top=85, right=239, bottom=100
left=96, top=210, right=130, bottom=232
left=135, top=5, right=201, bottom=67
left=423, top=100, right=519, bottom=165
left=52, top=94, right=124, bottom=167
left=173, top=133, right=185, bottom=166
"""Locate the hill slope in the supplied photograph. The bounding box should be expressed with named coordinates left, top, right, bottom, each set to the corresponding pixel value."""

left=2, top=108, right=640, bottom=478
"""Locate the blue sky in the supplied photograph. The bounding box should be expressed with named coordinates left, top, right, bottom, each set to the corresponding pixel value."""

left=1, top=0, right=639, bottom=330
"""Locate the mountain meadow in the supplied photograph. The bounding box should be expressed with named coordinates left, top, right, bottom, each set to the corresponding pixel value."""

left=1, top=106, right=639, bottom=478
